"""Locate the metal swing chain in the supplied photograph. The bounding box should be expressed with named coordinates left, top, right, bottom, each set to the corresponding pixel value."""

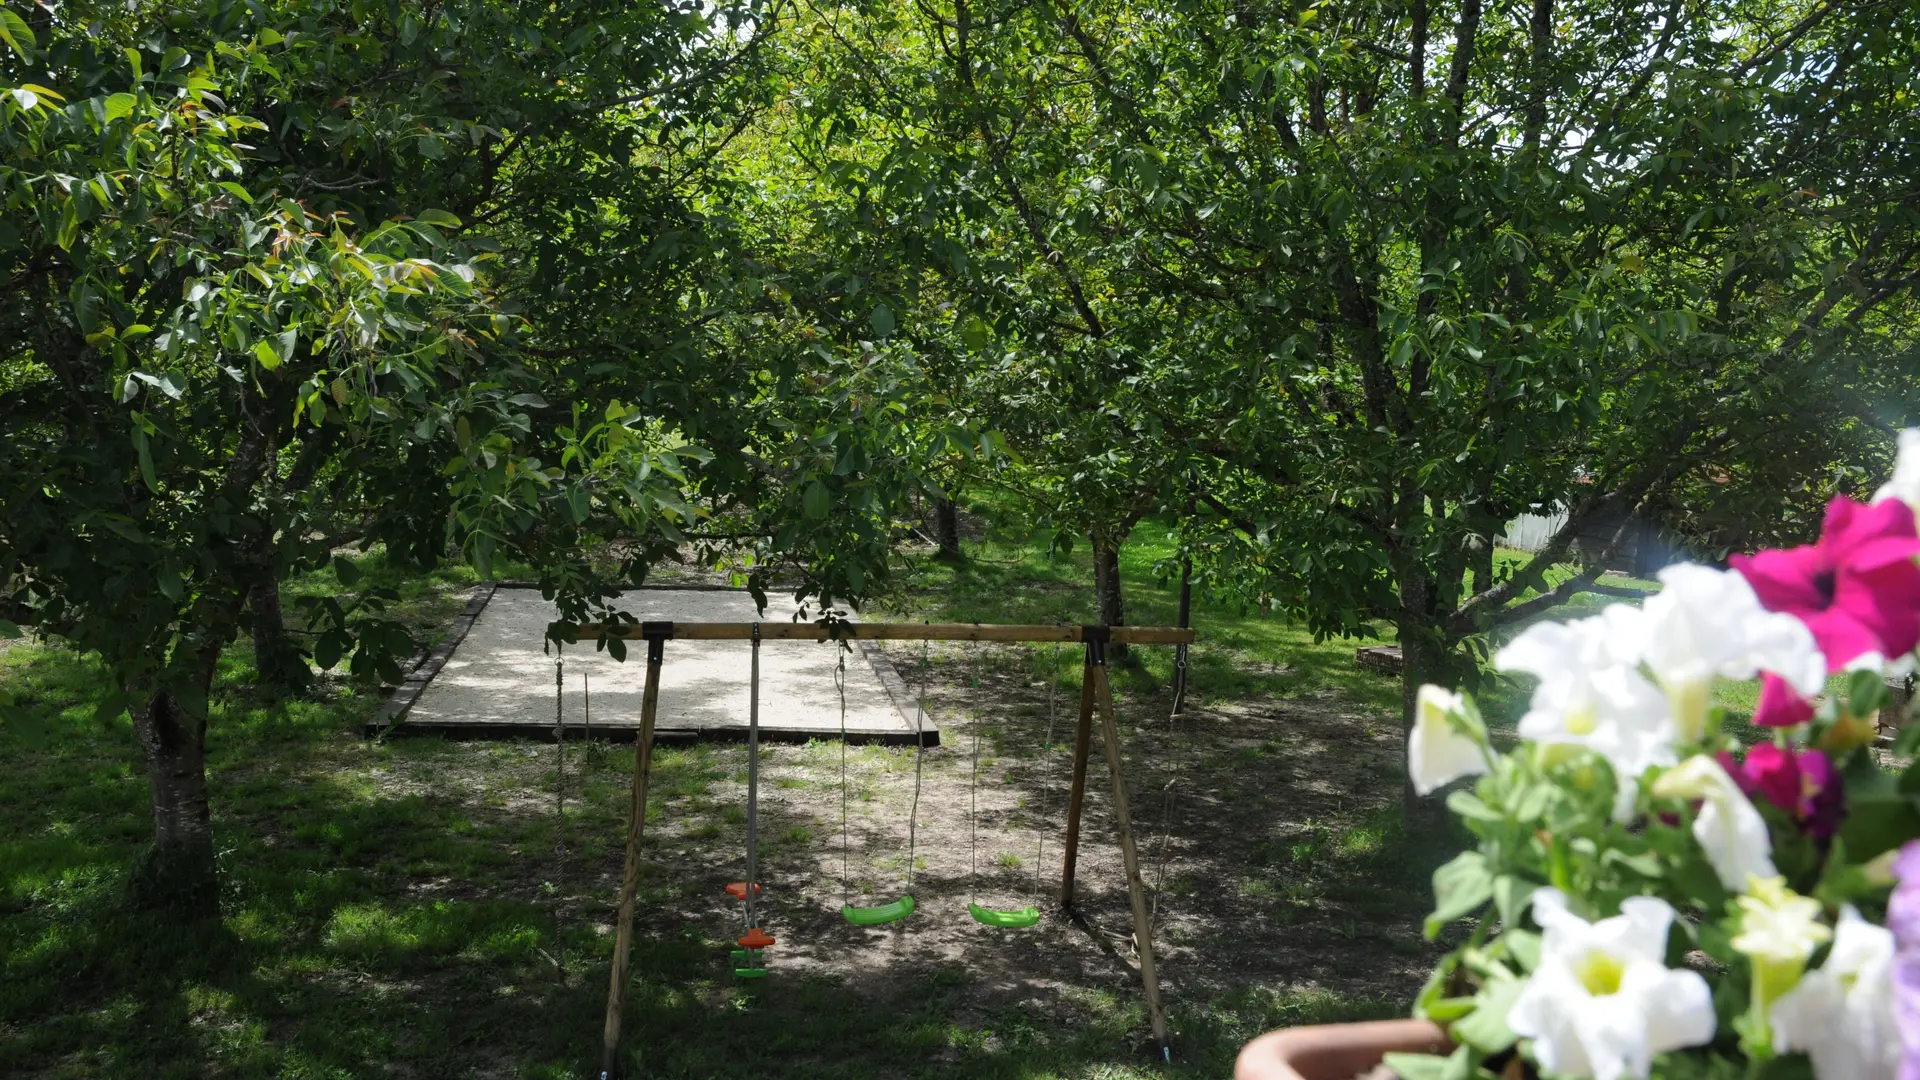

left=837, top=649, right=850, bottom=909
left=906, top=634, right=928, bottom=892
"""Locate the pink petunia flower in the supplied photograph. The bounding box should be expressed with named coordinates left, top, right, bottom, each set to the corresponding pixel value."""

left=1731, top=496, right=1920, bottom=672
left=1752, top=672, right=1817, bottom=728
left=1718, top=743, right=1845, bottom=841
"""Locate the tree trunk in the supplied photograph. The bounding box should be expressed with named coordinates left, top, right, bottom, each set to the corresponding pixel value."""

left=933, top=496, right=963, bottom=562
left=1092, top=533, right=1129, bottom=660
left=1397, top=563, right=1444, bottom=827
left=249, top=578, right=307, bottom=692
left=130, top=681, right=219, bottom=915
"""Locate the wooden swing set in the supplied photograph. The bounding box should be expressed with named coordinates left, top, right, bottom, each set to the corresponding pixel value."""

left=580, top=619, right=1196, bottom=1079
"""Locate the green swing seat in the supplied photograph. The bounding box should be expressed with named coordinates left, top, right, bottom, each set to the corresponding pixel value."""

left=842, top=894, right=916, bottom=926
left=968, top=902, right=1041, bottom=929
left=729, top=949, right=768, bottom=979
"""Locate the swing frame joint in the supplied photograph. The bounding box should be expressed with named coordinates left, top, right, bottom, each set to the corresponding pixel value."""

left=1082, top=624, right=1110, bottom=666
left=642, top=622, right=672, bottom=663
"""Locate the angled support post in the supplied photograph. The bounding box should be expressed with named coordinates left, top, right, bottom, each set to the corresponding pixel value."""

left=1057, top=635, right=1099, bottom=909
left=599, top=624, right=670, bottom=1079
left=1087, top=630, right=1172, bottom=1060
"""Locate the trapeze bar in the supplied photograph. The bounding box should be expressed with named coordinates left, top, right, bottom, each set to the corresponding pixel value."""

left=568, top=622, right=1196, bottom=645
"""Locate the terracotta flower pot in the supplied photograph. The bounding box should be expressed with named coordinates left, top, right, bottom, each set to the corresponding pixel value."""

left=1235, top=1019, right=1450, bottom=1080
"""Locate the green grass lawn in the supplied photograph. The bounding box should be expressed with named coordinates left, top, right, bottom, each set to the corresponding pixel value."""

left=0, top=535, right=1427, bottom=1078
left=0, top=514, right=1801, bottom=1077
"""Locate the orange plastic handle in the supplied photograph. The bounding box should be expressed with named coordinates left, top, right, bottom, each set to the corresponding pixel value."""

left=725, top=882, right=762, bottom=900
left=738, top=928, right=775, bottom=949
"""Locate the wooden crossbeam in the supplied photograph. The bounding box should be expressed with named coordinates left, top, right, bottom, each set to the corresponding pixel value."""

left=570, top=621, right=1195, bottom=644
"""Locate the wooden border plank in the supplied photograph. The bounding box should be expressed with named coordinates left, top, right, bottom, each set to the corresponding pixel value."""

left=571, top=622, right=1195, bottom=644
left=372, top=582, right=496, bottom=734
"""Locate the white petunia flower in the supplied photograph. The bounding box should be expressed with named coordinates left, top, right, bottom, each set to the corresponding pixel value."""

left=1507, top=889, right=1716, bottom=1080
left=1872, top=428, right=1920, bottom=516
left=1639, top=565, right=1827, bottom=738
left=1407, top=684, right=1491, bottom=796
left=1771, top=905, right=1901, bottom=1080
left=1649, top=756, right=1776, bottom=891
left=1497, top=614, right=1676, bottom=817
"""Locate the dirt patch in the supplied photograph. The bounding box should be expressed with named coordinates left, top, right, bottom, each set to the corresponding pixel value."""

left=522, top=641, right=1443, bottom=1042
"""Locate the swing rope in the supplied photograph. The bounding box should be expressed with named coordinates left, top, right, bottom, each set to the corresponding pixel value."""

left=1149, top=645, right=1186, bottom=930
left=968, top=645, right=980, bottom=895
left=552, top=654, right=567, bottom=973
left=745, top=625, right=761, bottom=934
left=838, top=636, right=917, bottom=925
left=967, top=643, right=1039, bottom=928
left=908, top=634, right=927, bottom=890
left=729, top=624, right=773, bottom=978
left=1033, top=640, right=1062, bottom=906
left=838, top=650, right=850, bottom=909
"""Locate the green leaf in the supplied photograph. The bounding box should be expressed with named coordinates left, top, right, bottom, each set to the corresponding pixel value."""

left=1492, top=875, right=1536, bottom=927
left=1499, top=928, right=1542, bottom=971
left=1446, top=789, right=1502, bottom=822
left=870, top=303, right=895, bottom=338
left=333, top=556, right=363, bottom=587
left=103, top=92, right=137, bottom=122
left=1896, top=720, right=1920, bottom=757
left=313, top=634, right=343, bottom=671
left=93, top=691, right=130, bottom=725
left=130, top=422, right=157, bottom=492
left=1836, top=788, right=1920, bottom=862
left=169, top=683, right=208, bottom=720
left=0, top=694, right=51, bottom=749
left=1381, top=1047, right=1470, bottom=1080
left=415, top=209, right=462, bottom=228
left=1426, top=851, right=1494, bottom=938
left=1450, top=975, right=1524, bottom=1053
left=156, top=565, right=184, bottom=602
left=0, top=619, right=19, bottom=638
left=1847, top=670, right=1889, bottom=715
left=252, top=339, right=283, bottom=370
left=1899, top=756, right=1920, bottom=797
left=0, top=8, right=36, bottom=59
left=217, top=181, right=255, bottom=205
left=802, top=480, right=830, bottom=520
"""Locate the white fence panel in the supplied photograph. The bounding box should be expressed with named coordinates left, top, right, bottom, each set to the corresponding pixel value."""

left=1501, top=509, right=1569, bottom=553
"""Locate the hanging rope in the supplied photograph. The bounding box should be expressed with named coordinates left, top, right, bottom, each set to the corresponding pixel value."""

left=837, top=649, right=850, bottom=908
left=1149, top=646, right=1184, bottom=931
left=744, top=623, right=762, bottom=937
left=1034, top=640, right=1063, bottom=905
left=968, top=644, right=982, bottom=903
left=553, top=654, right=567, bottom=974
left=907, top=633, right=927, bottom=891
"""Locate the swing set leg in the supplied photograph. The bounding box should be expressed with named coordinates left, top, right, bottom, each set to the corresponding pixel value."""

left=599, top=635, right=665, bottom=1080
left=1090, top=656, right=1173, bottom=1058
left=1057, top=650, right=1097, bottom=910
